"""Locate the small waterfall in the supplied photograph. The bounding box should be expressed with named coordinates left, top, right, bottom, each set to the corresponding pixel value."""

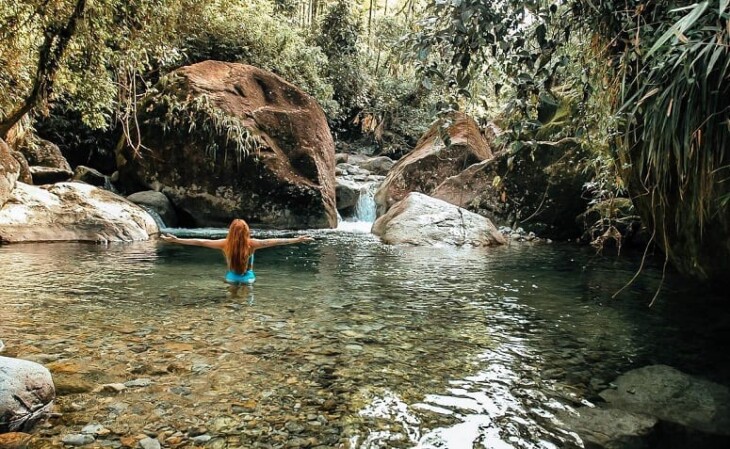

left=139, top=205, right=168, bottom=231
left=353, top=183, right=377, bottom=222
left=338, top=181, right=379, bottom=233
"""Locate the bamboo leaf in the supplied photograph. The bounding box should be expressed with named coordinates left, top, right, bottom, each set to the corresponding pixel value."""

left=647, top=1, right=710, bottom=58
left=707, top=46, right=724, bottom=78
left=638, top=87, right=660, bottom=105
left=721, top=0, right=729, bottom=16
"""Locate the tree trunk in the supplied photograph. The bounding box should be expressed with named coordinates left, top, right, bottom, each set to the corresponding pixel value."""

left=0, top=0, right=87, bottom=140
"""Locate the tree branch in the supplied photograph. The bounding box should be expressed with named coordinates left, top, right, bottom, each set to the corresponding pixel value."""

left=0, top=0, right=87, bottom=140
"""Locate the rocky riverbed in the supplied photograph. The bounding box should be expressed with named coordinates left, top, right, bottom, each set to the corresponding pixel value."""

left=2, top=236, right=730, bottom=448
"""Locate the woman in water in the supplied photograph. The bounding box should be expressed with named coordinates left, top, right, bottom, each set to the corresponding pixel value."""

left=160, top=218, right=313, bottom=286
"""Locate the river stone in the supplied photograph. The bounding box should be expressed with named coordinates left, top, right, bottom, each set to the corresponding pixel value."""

left=0, top=432, right=33, bottom=448
left=0, top=356, right=55, bottom=433
left=19, top=139, right=73, bottom=184
left=372, top=192, right=506, bottom=246
left=599, top=365, right=730, bottom=435
left=356, top=156, right=394, bottom=176
left=126, top=191, right=178, bottom=228
left=558, top=407, right=658, bottom=449
left=61, top=434, right=95, bottom=446
left=374, top=112, right=495, bottom=216
left=0, top=139, right=20, bottom=208
left=73, top=165, right=111, bottom=189
left=29, top=165, right=73, bottom=185
left=139, top=437, right=161, bottom=449
left=118, top=61, right=337, bottom=229
left=335, top=178, right=362, bottom=212
left=432, top=141, right=590, bottom=240
left=0, top=182, right=159, bottom=243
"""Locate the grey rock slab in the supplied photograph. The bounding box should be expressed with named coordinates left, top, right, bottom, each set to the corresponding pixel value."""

left=557, top=407, right=658, bottom=449
left=138, top=437, right=161, bottom=449
left=372, top=192, right=507, bottom=247
left=62, top=433, right=95, bottom=446
left=600, top=364, right=730, bottom=435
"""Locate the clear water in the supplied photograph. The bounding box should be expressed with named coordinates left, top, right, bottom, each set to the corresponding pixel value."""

left=1, top=230, right=729, bottom=448
left=353, top=184, right=378, bottom=223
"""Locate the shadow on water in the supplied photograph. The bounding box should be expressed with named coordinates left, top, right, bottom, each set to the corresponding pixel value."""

left=1, top=232, right=729, bottom=448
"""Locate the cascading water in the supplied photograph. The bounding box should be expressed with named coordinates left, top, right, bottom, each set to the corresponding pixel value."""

left=353, top=183, right=377, bottom=222
left=139, top=205, right=169, bottom=231
left=338, top=181, right=379, bottom=233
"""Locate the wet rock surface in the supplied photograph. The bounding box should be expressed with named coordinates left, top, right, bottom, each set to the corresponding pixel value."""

left=0, top=357, right=55, bottom=433
left=127, top=191, right=179, bottom=228
left=72, top=166, right=114, bottom=191
left=599, top=365, right=730, bottom=436
left=557, top=407, right=658, bottom=449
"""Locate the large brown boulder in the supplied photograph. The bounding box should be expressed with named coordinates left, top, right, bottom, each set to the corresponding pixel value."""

left=118, top=61, right=336, bottom=229
left=373, top=113, right=495, bottom=216
left=432, top=144, right=590, bottom=240
left=0, top=139, right=20, bottom=208
left=0, top=182, right=158, bottom=243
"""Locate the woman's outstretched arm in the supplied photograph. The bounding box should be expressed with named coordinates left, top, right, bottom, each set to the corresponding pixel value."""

left=160, top=234, right=226, bottom=249
left=251, top=235, right=314, bottom=250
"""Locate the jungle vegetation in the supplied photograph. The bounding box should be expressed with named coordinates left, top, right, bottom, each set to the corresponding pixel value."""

left=1, top=0, right=728, bottom=283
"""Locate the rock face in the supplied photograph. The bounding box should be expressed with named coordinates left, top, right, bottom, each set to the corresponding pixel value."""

left=127, top=191, right=178, bottom=228
left=19, top=139, right=73, bottom=185
left=0, top=356, right=55, bottom=433
left=372, top=192, right=506, bottom=246
left=356, top=156, right=394, bottom=176
left=336, top=178, right=362, bottom=212
left=118, top=61, right=337, bottom=229
left=374, top=113, right=494, bottom=216
left=558, top=407, right=658, bottom=449
left=10, top=151, right=32, bottom=185
left=432, top=144, right=590, bottom=240
left=29, top=166, right=73, bottom=185
left=73, top=165, right=111, bottom=189
left=0, top=139, right=20, bottom=208
left=599, top=365, right=730, bottom=436
left=0, top=182, right=159, bottom=243
left=19, top=139, right=72, bottom=172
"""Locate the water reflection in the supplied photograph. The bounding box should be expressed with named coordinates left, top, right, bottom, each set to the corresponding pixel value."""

left=0, top=233, right=729, bottom=448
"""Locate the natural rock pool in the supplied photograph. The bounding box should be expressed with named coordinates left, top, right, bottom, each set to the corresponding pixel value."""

left=1, top=227, right=729, bottom=448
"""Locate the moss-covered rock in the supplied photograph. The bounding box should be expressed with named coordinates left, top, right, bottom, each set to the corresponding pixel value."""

left=117, top=61, right=337, bottom=229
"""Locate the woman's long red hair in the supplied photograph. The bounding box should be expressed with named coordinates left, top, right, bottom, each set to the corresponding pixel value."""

left=224, top=219, right=252, bottom=273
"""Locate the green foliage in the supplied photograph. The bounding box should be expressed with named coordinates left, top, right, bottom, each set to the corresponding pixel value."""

left=182, top=0, right=336, bottom=117
left=619, top=1, right=730, bottom=229
left=0, top=0, right=338, bottom=135
left=315, top=0, right=368, bottom=127
left=410, top=0, right=730, bottom=279
left=141, top=74, right=263, bottom=165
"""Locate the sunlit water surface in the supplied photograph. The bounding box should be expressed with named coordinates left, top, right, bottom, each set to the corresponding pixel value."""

left=1, top=227, right=729, bottom=448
